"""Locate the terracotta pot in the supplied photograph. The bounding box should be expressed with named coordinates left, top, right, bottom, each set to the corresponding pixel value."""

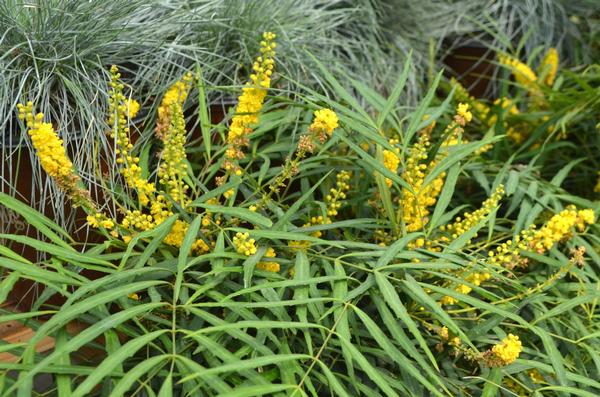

left=443, top=44, right=497, bottom=98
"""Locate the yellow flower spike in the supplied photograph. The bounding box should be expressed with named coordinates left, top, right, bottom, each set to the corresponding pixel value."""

left=399, top=110, right=470, bottom=232
left=17, top=101, right=94, bottom=208
left=498, top=54, right=542, bottom=99
left=156, top=72, right=194, bottom=136
left=491, top=334, right=522, bottom=365
left=539, top=47, right=559, bottom=86
left=18, top=102, right=73, bottom=180
left=400, top=124, right=448, bottom=232
left=295, top=170, right=352, bottom=248
left=488, top=206, right=595, bottom=269
left=157, top=101, right=190, bottom=206
left=442, top=185, right=505, bottom=243
left=224, top=32, right=276, bottom=174
left=108, top=65, right=155, bottom=206
left=450, top=78, right=491, bottom=122
left=498, top=54, right=538, bottom=87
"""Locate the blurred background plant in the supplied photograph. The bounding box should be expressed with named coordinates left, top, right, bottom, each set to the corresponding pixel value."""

left=445, top=47, right=600, bottom=200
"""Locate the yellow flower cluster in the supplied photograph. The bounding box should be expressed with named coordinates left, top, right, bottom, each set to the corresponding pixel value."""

left=268, top=108, right=340, bottom=196
left=257, top=247, right=280, bottom=272
left=401, top=105, right=471, bottom=232
left=157, top=98, right=190, bottom=206
left=489, top=206, right=595, bottom=269
left=17, top=102, right=76, bottom=184
left=121, top=210, right=209, bottom=253
left=18, top=102, right=95, bottom=208
left=529, top=207, right=594, bottom=254
left=382, top=145, right=400, bottom=188
left=86, top=213, right=115, bottom=230
left=491, top=334, right=522, bottom=365
left=157, top=73, right=193, bottom=124
left=161, top=219, right=210, bottom=253
left=456, top=103, right=473, bottom=123
left=440, top=272, right=491, bottom=305
left=498, top=54, right=538, bottom=89
left=163, top=219, right=189, bottom=247
left=539, top=47, right=558, bottom=86
left=310, top=108, right=339, bottom=136
left=401, top=132, right=434, bottom=231
left=233, top=232, right=258, bottom=256
left=224, top=32, right=276, bottom=174
left=441, top=185, right=505, bottom=241
left=109, top=65, right=155, bottom=206
left=450, top=78, right=491, bottom=122
left=326, top=170, right=351, bottom=218
left=126, top=99, right=140, bottom=119
left=122, top=210, right=155, bottom=231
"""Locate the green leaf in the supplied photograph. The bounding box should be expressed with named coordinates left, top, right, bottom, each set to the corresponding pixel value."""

left=194, top=204, right=272, bottom=228
left=374, top=272, right=439, bottom=370
left=377, top=54, right=412, bottom=128
left=72, top=330, right=168, bottom=397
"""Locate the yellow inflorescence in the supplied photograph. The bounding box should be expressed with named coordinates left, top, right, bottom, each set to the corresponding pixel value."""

left=450, top=78, right=491, bottom=122
left=233, top=232, right=258, bottom=256
left=257, top=247, right=280, bottom=272
left=441, top=185, right=505, bottom=241
left=158, top=73, right=193, bottom=122
left=498, top=55, right=538, bottom=89
left=326, top=170, right=351, bottom=218
left=157, top=101, right=189, bottom=206
left=440, top=272, right=491, bottom=305
left=18, top=102, right=75, bottom=182
left=401, top=131, right=434, bottom=231
left=126, top=99, right=140, bottom=119
left=489, top=206, right=595, bottom=269
left=310, top=108, right=339, bottom=136
left=382, top=146, right=400, bottom=188
left=456, top=103, right=473, bottom=123
left=401, top=104, right=471, bottom=232
left=529, top=206, right=594, bottom=254
left=109, top=65, right=155, bottom=206
left=539, top=47, right=558, bottom=86
left=86, top=213, right=115, bottom=230
left=163, top=219, right=189, bottom=247
left=491, top=334, right=522, bottom=365
left=224, top=32, right=276, bottom=174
